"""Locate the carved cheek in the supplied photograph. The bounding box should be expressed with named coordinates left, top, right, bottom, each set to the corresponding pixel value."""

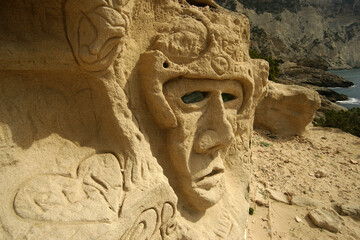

left=171, top=112, right=203, bottom=173
left=226, top=109, right=238, bottom=134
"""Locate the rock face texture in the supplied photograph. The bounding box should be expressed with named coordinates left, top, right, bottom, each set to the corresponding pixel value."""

left=0, top=1, right=268, bottom=239
left=255, top=82, right=321, bottom=136
left=216, top=0, right=360, bottom=69
left=278, top=64, right=354, bottom=88
left=308, top=208, right=345, bottom=233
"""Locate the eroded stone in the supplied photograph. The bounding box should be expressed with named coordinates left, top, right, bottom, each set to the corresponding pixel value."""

left=0, top=1, right=269, bottom=239
left=255, top=81, right=321, bottom=136
left=308, top=208, right=344, bottom=233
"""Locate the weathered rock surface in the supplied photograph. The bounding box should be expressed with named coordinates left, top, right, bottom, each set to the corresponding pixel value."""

left=278, top=64, right=354, bottom=88
left=267, top=189, right=290, bottom=204
left=291, top=196, right=322, bottom=208
left=314, top=169, right=328, bottom=178
left=276, top=63, right=353, bottom=113
left=254, top=183, right=269, bottom=206
left=0, top=1, right=269, bottom=239
left=217, top=0, right=360, bottom=69
left=337, top=204, right=360, bottom=217
left=249, top=127, right=360, bottom=239
left=255, top=81, right=321, bottom=136
left=308, top=208, right=344, bottom=233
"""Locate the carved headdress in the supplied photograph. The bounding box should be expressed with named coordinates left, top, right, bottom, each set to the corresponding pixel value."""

left=140, top=8, right=269, bottom=129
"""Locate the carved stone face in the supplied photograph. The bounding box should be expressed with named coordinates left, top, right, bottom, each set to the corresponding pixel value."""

left=163, top=78, right=244, bottom=211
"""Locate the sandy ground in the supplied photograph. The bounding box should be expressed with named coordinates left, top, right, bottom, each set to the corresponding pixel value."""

left=247, top=125, right=360, bottom=240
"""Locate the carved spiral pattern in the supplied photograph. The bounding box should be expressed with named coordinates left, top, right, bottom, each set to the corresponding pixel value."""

left=65, top=0, right=132, bottom=71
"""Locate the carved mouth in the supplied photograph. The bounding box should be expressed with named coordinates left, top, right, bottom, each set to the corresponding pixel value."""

left=195, top=168, right=224, bottom=190
left=196, top=168, right=224, bottom=183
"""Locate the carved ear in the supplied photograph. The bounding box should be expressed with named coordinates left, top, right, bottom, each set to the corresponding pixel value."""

left=64, top=0, right=129, bottom=71
left=140, top=51, right=180, bottom=129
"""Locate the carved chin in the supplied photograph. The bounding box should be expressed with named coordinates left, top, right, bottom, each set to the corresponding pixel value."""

left=182, top=175, right=225, bottom=211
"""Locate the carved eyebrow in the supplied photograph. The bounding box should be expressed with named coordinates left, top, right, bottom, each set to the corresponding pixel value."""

left=181, top=91, right=207, bottom=104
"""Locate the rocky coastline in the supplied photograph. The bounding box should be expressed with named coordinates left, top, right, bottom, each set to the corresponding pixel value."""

left=276, top=62, right=354, bottom=114
left=216, top=0, right=360, bottom=69
left=215, top=0, right=359, bottom=113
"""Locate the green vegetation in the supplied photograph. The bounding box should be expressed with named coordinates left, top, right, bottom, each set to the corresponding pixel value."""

left=239, top=0, right=301, bottom=14
left=249, top=49, right=282, bottom=82
left=220, top=0, right=237, bottom=11
left=313, top=108, right=360, bottom=137
left=249, top=207, right=254, bottom=215
left=260, top=141, right=270, bottom=147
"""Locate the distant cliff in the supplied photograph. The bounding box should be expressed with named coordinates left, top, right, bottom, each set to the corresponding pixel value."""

left=216, top=0, right=360, bottom=69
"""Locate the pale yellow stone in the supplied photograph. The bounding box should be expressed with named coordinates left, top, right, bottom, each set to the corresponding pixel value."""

left=0, top=1, right=268, bottom=239
left=255, top=81, right=321, bottom=136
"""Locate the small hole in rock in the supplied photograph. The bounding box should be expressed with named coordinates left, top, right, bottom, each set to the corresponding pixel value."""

left=163, top=62, right=169, bottom=68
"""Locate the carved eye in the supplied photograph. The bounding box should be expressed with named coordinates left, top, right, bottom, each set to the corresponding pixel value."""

left=181, top=91, right=207, bottom=104
left=221, top=93, right=236, bottom=102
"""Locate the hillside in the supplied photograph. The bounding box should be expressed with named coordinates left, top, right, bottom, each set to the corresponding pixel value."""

left=216, top=0, right=360, bottom=69
left=249, top=126, right=360, bottom=239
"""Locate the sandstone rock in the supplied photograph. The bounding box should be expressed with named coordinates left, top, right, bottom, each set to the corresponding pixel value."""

left=267, top=189, right=290, bottom=204
left=291, top=196, right=322, bottom=208
left=349, top=159, right=359, bottom=165
left=315, top=170, right=327, bottom=178
left=274, top=63, right=353, bottom=112
left=337, top=204, right=360, bottom=217
left=255, top=81, right=321, bottom=136
left=278, top=65, right=354, bottom=88
left=255, top=184, right=269, bottom=206
left=308, top=208, right=344, bottom=233
left=0, top=1, right=269, bottom=239
left=218, top=1, right=360, bottom=69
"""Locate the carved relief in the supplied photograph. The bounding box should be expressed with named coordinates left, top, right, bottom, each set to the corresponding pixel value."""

left=140, top=5, right=269, bottom=238
left=65, top=0, right=134, bottom=71
left=160, top=202, right=178, bottom=240
left=13, top=152, right=179, bottom=239
left=1, top=1, right=268, bottom=239
left=152, top=9, right=210, bottom=64
left=14, top=153, right=123, bottom=222
left=119, top=202, right=178, bottom=240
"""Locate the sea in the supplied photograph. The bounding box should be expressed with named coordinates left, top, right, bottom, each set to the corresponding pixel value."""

left=329, top=68, right=360, bottom=109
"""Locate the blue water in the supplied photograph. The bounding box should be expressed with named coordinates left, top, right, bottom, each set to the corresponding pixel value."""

left=329, top=68, right=360, bottom=109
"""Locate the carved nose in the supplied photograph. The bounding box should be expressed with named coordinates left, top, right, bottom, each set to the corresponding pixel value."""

left=193, top=93, right=235, bottom=153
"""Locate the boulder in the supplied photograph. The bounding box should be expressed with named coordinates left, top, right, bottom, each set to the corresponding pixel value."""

left=308, top=208, right=344, bottom=233
left=337, top=204, right=360, bottom=217
left=255, top=81, right=321, bottom=136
